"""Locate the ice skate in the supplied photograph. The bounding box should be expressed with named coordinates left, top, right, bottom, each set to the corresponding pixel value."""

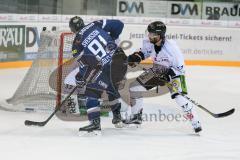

left=122, top=109, right=143, bottom=128
left=112, top=103, right=124, bottom=128
left=79, top=118, right=101, bottom=136
left=183, top=103, right=202, bottom=133
left=191, top=119, right=202, bottom=133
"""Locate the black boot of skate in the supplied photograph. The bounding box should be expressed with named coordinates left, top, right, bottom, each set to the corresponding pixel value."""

left=123, top=109, right=143, bottom=125
left=193, top=121, right=202, bottom=133
left=194, top=127, right=202, bottom=133
left=79, top=118, right=101, bottom=135
left=111, top=103, right=123, bottom=128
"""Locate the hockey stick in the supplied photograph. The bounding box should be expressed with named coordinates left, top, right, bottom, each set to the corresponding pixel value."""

left=182, top=94, right=235, bottom=118
left=165, top=82, right=235, bottom=118
left=24, top=86, right=78, bottom=127
left=24, top=65, right=101, bottom=127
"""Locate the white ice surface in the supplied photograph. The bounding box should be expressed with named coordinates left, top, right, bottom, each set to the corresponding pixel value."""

left=0, top=66, right=240, bottom=160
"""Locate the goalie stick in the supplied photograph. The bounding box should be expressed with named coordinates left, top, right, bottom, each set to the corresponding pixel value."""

left=24, top=86, right=78, bottom=127
left=135, top=65, right=235, bottom=118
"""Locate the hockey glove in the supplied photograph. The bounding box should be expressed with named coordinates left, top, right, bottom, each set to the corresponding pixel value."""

left=75, top=72, right=86, bottom=88
left=157, top=74, right=171, bottom=84
left=152, top=64, right=176, bottom=83
left=128, top=51, right=145, bottom=68
left=152, top=64, right=170, bottom=75
left=76, top=79, right=86, bottom=88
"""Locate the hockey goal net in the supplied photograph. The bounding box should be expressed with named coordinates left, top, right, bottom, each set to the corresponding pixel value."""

left=0, top=30, right=75, bottom=112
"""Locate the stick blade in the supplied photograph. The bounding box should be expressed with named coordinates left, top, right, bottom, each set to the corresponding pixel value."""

left=214, top=108, right=235, bottom=118
left=24, top=120, right=46, bottom=127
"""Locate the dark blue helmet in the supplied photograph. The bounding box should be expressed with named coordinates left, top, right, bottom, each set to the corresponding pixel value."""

left=69, top=16, right=85, bottom=33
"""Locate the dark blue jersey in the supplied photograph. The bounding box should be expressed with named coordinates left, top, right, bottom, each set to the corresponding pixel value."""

left=71, top=19, right=124, bottom=83
left=93, top=19, right=124, bottom=40
left=72, top=19, right=124, bottom=67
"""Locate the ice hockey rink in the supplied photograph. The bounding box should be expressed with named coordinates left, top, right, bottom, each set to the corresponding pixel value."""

left=0, top=66, right=240, bottom=160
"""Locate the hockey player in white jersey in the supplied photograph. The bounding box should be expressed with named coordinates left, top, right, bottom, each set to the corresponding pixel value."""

left=125, top=21, right=202, bottom=133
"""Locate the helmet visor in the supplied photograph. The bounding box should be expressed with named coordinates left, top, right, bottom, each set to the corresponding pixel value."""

left=145, top=29, right=159, bottom=39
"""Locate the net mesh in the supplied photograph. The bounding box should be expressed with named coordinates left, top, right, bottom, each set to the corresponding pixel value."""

left=4, top=31, right=75, bottom=112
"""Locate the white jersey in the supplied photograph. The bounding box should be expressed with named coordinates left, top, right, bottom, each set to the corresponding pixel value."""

left=140, top=38, right=185, bottom=76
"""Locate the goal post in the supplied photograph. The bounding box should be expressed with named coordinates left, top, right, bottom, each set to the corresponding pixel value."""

left=0, top=30, right=75, bottom=112
left=56, top=32, right=74, bottom=111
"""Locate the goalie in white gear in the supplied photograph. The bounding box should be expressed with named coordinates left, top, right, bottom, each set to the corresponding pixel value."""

left=125, top=21, right=202, bottom=133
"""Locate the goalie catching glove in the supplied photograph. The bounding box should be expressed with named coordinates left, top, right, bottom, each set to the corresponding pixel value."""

left=128, top=51, right=145, bottom=67
left=152, top=64, right=177, bottom=83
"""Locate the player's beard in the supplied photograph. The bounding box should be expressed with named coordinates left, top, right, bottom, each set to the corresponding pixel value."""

left=149, top=36, right=161, bottom=44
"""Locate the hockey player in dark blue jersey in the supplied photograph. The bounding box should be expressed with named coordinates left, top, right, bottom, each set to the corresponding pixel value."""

left=69, top=16, right=127, bottom=134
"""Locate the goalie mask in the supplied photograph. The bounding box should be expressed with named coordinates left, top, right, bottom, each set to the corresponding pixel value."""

left=146, top=21, right=166, bottom=44
left=69, top=16, right=85, bottom=33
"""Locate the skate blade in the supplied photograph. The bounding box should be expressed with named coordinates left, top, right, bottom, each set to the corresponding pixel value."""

left=134, top=124, right=141, bottom=128
left=114, top=122, right=124, bottom=128
left=121, top=123, right=141, bottom=129
left=129, top=123, right=141, bottom=128
left=78, top=130, right=102, bottom=137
